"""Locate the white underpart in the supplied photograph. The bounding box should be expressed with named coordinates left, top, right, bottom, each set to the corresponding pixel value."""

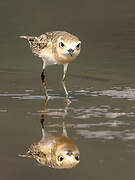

left=42, top=56, right=58, bottom=69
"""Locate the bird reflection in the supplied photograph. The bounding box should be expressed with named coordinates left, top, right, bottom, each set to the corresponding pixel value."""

left=19, top=99, right=80, bottom=169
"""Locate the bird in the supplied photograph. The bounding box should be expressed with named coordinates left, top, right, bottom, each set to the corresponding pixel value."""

left=19, top=119, right=80, bottom=169
left=20, top=31, right=81, bottom=99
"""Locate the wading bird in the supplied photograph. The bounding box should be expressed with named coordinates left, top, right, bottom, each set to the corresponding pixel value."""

left=20, top=31, right=81, bottom=99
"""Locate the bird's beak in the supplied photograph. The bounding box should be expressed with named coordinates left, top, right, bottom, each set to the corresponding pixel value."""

left=68, top=48, right=74, bottom=56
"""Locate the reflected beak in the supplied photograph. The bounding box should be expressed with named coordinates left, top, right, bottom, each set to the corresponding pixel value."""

left=66, top=150, right=73, bottom=156
left=68, top=48, right=74, bottom=56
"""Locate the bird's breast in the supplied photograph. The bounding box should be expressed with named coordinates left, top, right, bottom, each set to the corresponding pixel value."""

left=40, top=48, right=59, bottom=65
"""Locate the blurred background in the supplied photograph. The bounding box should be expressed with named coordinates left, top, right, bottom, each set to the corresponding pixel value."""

left=0, top=0, right=135, bottom=179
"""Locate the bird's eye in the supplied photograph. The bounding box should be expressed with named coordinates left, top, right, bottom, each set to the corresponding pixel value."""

left=58, top=156, right=64, bottom=161
left=76, top=43, right=81, bottom=49
left=59, top=42, right=65, bottom=48
left=75, top=155, right=80, bottom=161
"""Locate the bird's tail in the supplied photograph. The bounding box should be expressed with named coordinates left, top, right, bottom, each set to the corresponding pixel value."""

left=20, top=35, right=36, bottom=47
left=19, top=36, right=34, bottom=40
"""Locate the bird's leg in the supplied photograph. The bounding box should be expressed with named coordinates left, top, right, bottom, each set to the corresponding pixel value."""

left=61, top=97, right=72, bottom=137
left=62, top=63, right=69, bottom=98
left=40, top=97, right=48, bottom=140
left=40, top=97, right=48, bottom=123
left=62, top=121, right=68, bottom=137
left=41, top=69, right=48, bottom=100
left=40, top=117, right=46, bottom=140
left=41, top=61, right=48, bottom=99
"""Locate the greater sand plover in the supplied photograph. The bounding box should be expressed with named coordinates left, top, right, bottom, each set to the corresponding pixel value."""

left=20, top=31, right=81, bottom=99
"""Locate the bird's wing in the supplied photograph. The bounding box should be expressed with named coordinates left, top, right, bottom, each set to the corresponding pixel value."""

left=20, top=31, right=67, bottom=56
left=20, top=34, right=49, bottom=56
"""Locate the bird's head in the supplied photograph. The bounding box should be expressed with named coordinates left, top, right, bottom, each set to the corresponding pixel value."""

left=55, top=140, right=80, bottom=169
left=56, top=32, right=81, bottom=63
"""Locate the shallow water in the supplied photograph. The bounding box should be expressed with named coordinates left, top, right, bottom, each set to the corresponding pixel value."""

left=1, top=0, right=135, bottom=179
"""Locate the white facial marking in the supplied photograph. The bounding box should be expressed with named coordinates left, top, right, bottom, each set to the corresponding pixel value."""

left=66, top=43, right=77, bottom=51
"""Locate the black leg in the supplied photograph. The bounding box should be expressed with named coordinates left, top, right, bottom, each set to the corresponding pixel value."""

left=41, top=70, right=48, bottom=99
left=41, top=70, right=45, bottom=81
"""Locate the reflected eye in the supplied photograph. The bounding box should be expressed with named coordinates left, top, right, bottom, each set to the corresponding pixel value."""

left=76, top=43, right=81, bottom=49
left=59, top=42, right=65, bottom=48
left=75, top=155, right=80, bottom=161
left=58, top=156, right=64, bottom=161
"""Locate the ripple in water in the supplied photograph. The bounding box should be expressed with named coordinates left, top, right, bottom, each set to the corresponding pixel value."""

left=92, top=87, right=135, bottom=101
left=75, top=129, right=135, bottom=140
left=71, top=105, right=135, bottom=119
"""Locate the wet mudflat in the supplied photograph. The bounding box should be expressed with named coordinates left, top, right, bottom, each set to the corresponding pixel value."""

left=1, top=0, right=135, bottom=180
